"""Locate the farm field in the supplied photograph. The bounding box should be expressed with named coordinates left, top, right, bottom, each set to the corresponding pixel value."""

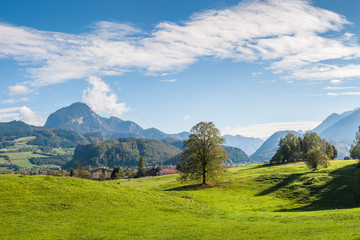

left=1, top=160, right=360, bottom=239
left=0, top=137, right=74, bottom=169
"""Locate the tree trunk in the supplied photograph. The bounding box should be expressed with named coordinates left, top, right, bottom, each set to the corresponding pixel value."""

left=202, top=163, right=206, bottom=185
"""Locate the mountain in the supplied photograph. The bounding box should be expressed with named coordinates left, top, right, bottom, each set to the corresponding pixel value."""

left=161, top=138, right=253, bottom=165
left=0, top=120, right=96, bottom=148
left=45, top=102, right=189, bottom=140
left=319, top=108, right=360, bottom=141
left=313, top=108, right=358, bottom=135
left=222, top=135, right=264, bottom=156
left=250, top=131, right=302, bottom=163
left=64, top=137, right=182, bottom=169
left=312, top=107, right=360, bottom=158
left=222, top=146, right=254, bottom=165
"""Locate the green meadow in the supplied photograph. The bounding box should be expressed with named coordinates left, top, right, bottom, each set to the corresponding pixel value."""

left=1, top=160, right=360, bottom=239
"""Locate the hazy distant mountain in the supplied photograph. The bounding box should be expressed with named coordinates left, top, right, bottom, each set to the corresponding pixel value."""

left=45, top=102, right=189, bottom=141
left=250, top=131, right=302, bottom=163
left=222, top=135, right=264, bottom=156
left=161, top=137, right=253, bottom=164
left=313, top=108, right=358, bottom=135
left=312, top=107, right=360, bottom=158
left=319, top=108, right=360, bottom=141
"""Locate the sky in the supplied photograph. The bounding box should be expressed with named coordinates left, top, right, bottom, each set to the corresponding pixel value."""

left=1, top=0, right=360, bottom=139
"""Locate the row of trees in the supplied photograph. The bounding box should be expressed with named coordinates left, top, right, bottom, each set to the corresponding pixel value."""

left=270, top=132, right=337, bottom=169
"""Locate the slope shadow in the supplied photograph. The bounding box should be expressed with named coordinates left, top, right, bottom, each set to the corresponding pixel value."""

left=281, top=163, right=360, bottom=212
left=255, top=173, right=304, bottom=196
left=165, top=183, right=216, bottom=191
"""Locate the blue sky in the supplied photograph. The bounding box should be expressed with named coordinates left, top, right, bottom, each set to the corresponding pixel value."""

left=1, top=0, right=360, bottom=139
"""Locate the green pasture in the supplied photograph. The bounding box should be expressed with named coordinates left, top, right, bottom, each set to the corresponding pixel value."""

left=1, top=160, right=360, bottom=239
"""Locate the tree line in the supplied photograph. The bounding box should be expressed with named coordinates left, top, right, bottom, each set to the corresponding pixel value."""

left=270, top=132, right=337, bottom=170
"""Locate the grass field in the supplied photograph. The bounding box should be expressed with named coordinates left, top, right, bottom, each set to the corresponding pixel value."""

left=1, top=160, right=360, bottom=239
left=0, top=137, right=74, bottom=169
left=6, top=152, right=48, bottom=168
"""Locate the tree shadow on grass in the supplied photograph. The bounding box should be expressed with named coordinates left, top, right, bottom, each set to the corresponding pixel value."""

left=164, top=183, right=216, bottom=191
left=255, top=173, right=305, bottom=196
left=280, top=163, right=360, bottom=212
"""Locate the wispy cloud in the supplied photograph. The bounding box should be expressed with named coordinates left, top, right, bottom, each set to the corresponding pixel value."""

left=0, top=106, right=44, bottom=126
left=327, top=91, right=360, bottom=97
left=159, top=79, right=176, bottom=82
left=252, top=72, right=263, bottom=76
left=221, top=121, right=320, bottom=139
left=323, top=86, right=356, bottom=90
left=0, top=0, right=359, bottom=92
left=82, top=76, right=130, bottom=117
left=1, top=97, right=29, bottom=104
left=184, top=115, right=190, bottom=121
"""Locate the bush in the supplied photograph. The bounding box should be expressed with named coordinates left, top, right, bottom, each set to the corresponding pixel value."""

left=305, top=148, right=330, bottom=170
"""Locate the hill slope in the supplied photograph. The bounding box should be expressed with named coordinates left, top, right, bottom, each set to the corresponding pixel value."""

left=1, top=161, right=360, bottom=239
left=0, top=120, right=92, bottom=148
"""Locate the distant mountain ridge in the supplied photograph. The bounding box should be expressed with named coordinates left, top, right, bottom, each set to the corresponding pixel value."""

left=312, top=107, right=360, bottom=158
left=45, top=103, right=262, bottom=154
left=222, top=135, right=264, bottom=156
left=45, top=102, right=189, bottom=140
left=250, top=131, right=302, bottom=163
left=0, top=120, right=104, bottom=148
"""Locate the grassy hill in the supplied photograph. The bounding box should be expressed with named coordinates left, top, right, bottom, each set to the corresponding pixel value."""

left=1, top=160, right=360, bottom=239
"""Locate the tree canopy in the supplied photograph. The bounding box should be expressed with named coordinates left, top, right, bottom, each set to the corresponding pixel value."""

left=177, top=122, right=228, bottom=185
left=350, top=126, right=360, bottom=160
left=270, top=132, right=336, bottom=169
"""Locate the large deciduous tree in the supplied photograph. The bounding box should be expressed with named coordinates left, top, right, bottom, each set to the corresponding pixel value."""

left=178, top=122, right=228, bottom=185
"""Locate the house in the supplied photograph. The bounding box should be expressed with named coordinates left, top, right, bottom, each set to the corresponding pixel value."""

left=91, top=167, right=112, bottom=180
left=145, top=168, right=161, bottom=177
left=145, top=168, right=180, bottom=177
left=160, top=170, right=180, bottom=175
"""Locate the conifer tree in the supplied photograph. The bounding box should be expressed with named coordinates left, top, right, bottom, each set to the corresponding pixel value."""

left=137, top=157, right=146, bottom=177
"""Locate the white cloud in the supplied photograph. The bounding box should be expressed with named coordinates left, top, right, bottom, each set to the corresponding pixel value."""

left=184, top=115, right=190, bottom=121
left=221, top=121, right=320, bottom=139
left=159, top=79, right=176, bottom=82
left=330, top=79, right=342, bottom=85
left=1, top=97, right=29, bottom=104
left=82, top=76, right=130, bottom=117
left=0, top=0, right=358, bottom=89
left=8, top=84, right=31, bottom=95
left=0, top=106, right=44, bottom=126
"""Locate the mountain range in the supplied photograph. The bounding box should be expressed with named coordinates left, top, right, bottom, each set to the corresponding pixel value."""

left=45, top=102, right=189, bottom=141
left=44, top=102, right=262, bottom=155
left=3, top=102, right=360, bottom=165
